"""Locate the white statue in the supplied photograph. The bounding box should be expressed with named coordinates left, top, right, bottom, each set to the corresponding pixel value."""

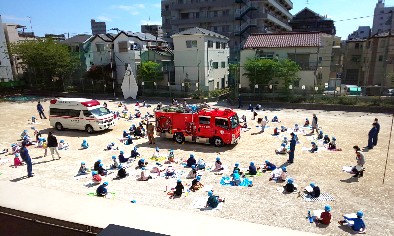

left=121, top=64, right=138, bottom=99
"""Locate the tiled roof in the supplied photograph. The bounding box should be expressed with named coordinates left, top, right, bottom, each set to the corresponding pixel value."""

left=61, top=34, right=91, bottom=45
left=172, top=27, right=229, bottom=40
left=243, top=32, right=322, bottom=49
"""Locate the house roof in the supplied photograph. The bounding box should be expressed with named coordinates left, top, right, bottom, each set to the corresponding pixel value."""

left=61, top=34, right=91, bottom=45
left=243, top=32, right=322, bottom=49
left=115, top=31, right=165, bottom=42
left=172, top=27, right=229, bottom=40
left=293, top=7, right=327, bottom=20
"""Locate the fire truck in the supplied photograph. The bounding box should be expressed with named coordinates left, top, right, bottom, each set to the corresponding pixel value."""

left=155, top=107, right=240, bottom=147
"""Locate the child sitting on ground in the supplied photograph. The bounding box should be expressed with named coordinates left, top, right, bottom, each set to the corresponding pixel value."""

left=110, top=156, right=120, bottom=169
left=305, top=182, right=321, bottom=198
left=169, top=179, right=184, bottom=199
left=137, top=167, right=151, bottom=181
left=270, top=166, right=287, bottom=182
left=315, top=205, right=332, bottom=225
left=117, top=165, right=128, bottom=179
left=263, top=160, right=276, bottom=172
left=78, top=162, right=88, bottom=175
left=283, top=178, right=297, bottom=193
left=233, top=163, right=243, bottom=175
left=272, top=116, right=279, bottom=122
left=310, top=142, right=318, bottom=153
left=125, top=135, right=133, bottom=145
left=323, top=135, right=330, bottom=144
left=96, top=182, right=108, bottom=197
left=104, top=142, right=116, bottom=151
left=317, top=131, right=324, bottom=140
left=165, top=165, right=176, bottom=178
left=94, top=159, right=102, bottom=171
left=275, top=143, right=287, bottom=155
left=92, top=171, right=102, bottom=184
left=214, top=157, right=224, bottom=171
left=81, top=139, right=89, bottom=149
left=58, top=140, right=69, bottom=150
left=186, top=154, right=197, bottom=168
left=304, top=118, right=310, bottom=127
left=165, top=150, right=177, bottom=164
left=338, top=211, right=366, bottom=233
left=248, top=162, right=257, bottom=175
left=13, top=153, right=23, bottom=167
left=197, top=158, right=206, bottom=170
left=98, top=163, right=108, bottom=176
left=281, top=126, right=287, bottom=132
left=273, top=127, right=280, bottom=136
left=294, top=124, right=300, bottom=132
left=328, top=137, right=337, bottom=150
left=119, top=151, right=130, bottom=163
left=187, top=165, right=198, bottom=179
left=189, top=175, right=204, bottom=192
left=206, top=190, right=225, bottom=208
left=137, top=158, right=147, bottom=169
left=152, top=147, right=161, bottom=160
left=130, top=147, right=140, bottom=159
left=232, top=170, right=242, bottom=186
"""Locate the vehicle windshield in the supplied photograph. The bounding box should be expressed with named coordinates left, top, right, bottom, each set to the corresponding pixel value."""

left=230, top=115, right=239, bottom=129
left=90, top=107, right=110, bottom=117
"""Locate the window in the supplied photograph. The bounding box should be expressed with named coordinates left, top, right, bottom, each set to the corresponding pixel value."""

left=256, top=51, right=274, bottom=59
left=118, top=41, right=128, bottom=52
left=215, top=118, right=229, bottom=129
left=230, top=115, right=239, bottom=129
left=221, top=42, right=227, bottom=49
left=96, top=44, right=104, bottom=52
left=83, top=110, right=92, bottom=117
left=90, top=107, right=111, bottom=116
left=199, top=116, right=210, bottom=125
left=212, top=62, right=218, bottom=69
left=379, top=55, right=383, bottom=61
left=186, top=40, right=197, bottom=48
left=69, top=110, right=81, bottom=117
left=355, top=43, right=360, bottom=49
left=208, top=40, right=213, bottom=48
left=216, top=42, right=220, bottom=49
left=221, top=62, right=226, bottom=68
left=180, top=13, right=189, bottom=19
left=351, top=55, right=361, bottom=63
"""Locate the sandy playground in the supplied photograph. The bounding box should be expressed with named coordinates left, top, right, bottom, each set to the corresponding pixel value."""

left=0, top=98, right=393, bottom=235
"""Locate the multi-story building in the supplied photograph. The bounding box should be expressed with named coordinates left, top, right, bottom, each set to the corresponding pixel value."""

left=342, top=39, right=366, bottom=85
left=348, top=26, right=371, bottom=40
left=240, top=32, right=341, bottom=89
left=289, top=8, right=336, bottom=35
left=372, top=0, right=394, bottom=35
left=161, top=0, right=293, bottom=59
left=141, top=24, right=163, bottom=37
left=91, top=19, right=107, bottom=35
left=0, top=15, right=13, bottom=82
left=172, top=27, right=230, bottom=91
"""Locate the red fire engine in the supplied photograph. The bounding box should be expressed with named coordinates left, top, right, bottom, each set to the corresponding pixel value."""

left=155, top=107, right=241, bottom=147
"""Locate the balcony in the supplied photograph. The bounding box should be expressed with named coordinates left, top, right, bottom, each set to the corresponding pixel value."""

left=171, top=1, right=229, bottom=10
left=263, top=12, right=292, bottom=31
left=262, top=0, right=292, bottom=19
left=279, top=0, right=293, bottom=10
left=171, top=15, right=235, bottom=25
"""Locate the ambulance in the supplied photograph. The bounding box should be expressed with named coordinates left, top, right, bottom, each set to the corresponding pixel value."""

left=49, top=98, right=115, bottom=133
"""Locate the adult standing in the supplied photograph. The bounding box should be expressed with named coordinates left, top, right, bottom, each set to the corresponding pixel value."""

left=367, top=123, right=378, bottom=149
left=47, top=131, right=61, bottom=160
left=146, top=122, right=156, bottom=144
left=36, top=101, right=47, bottom=119
left=20, top=141, right=33, bottom=177
left=373, top=118, right=380, bottom=146
left=287, top=132, right=297, bottom=163
left=311, top=113, right=318, bottom=134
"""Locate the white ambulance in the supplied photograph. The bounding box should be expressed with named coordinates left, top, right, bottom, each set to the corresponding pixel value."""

left=49, top=98, right=115, bottom=133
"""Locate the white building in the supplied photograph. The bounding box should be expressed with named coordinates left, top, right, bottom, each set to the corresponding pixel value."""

left=85, top=34, right=115, bottom=72
left=171, top=27, right=230, bottom=92
left=348, top=26, right=371, bottom=40
left=0, top=16, right=13, bottom=82
left=372, top=0, right=394, bottom=35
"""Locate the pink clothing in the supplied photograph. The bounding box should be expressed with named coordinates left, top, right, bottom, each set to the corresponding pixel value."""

left=14, top=157, right=23, bottom=167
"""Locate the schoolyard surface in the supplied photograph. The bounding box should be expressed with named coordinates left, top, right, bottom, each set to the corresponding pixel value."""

left=0, top=99, right=393, bottom=235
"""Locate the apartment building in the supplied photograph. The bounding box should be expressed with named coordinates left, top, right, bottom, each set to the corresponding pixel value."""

left=91, top=19, right=107, bottom=35
left=348, top=26, right=371, bottom=40
left=141, top=24, right=163, bottom=37
left=0, top=15, right=13, bottom=82
left=240, top=32, right=341, bottom=89
left=372, top=0, right=394, bottom=35
left=161, top=0, right=293, bottom=58
left=289, top=8, right=336, bottom=35
left=342, top=39, right=366, bottom=85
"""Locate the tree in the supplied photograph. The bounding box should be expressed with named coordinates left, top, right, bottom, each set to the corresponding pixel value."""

left=10, top=39, right=79, bottom=90
left=228, top=63, right=240, bottom=88
left=137, top=61, right=163, bottom=88
left=243, top=58, right=278, bottom=88
left=276, top=59, right=301, bottom=91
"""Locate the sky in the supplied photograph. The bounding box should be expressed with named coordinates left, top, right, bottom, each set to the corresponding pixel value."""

left=1, top=0, right=394, bottom=39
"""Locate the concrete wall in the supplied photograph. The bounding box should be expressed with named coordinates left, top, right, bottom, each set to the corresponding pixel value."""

left=0, top=16, right=13, bottom=82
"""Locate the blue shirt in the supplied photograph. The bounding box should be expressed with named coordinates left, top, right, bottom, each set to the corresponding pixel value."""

left=20, top=146, right=30, bottom=161
left=344, top=216, right=365, bottom=232
left=37, top=103, right=44, bottom=112
left=290, top=138, right=296, bottom=151
left=96, top=185, right=108, bottom=196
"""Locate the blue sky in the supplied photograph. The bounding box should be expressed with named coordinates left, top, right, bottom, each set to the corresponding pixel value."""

left=1, top=0, right=393, bottom=39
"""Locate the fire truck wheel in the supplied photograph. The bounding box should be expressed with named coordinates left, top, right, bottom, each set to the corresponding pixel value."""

left=86, top=125, right=94, bottom=134
left=174, top=133, right=185, bottom=144
left=55, top=122, right=63, bottom=131
left=213, top=137, right=223, bottom=147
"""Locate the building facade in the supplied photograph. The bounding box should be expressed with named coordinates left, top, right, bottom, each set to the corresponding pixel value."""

left=141, top=24, right=163, bottom=37
left=240, top=32, right=341, bottom=89
left=348, top=26, right=371, bottom=40
left=161, top=0, right=293, bottom=58
left=172, top=27, right=230, bottom=92
left=289, top=8, right=336, bottom=35
left=342, top=39, right=366, bottom=85
left=372, top=0, right=394, bottom=35
left=0, top=15, right=13, bottom=82
left=91, top=19, right=107, bottom=35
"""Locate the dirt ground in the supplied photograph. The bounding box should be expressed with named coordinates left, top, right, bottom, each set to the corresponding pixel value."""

left=0, top=98, right=393, bottom=236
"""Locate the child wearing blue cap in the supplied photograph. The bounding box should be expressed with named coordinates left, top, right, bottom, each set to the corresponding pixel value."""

left=275, top=143, right=287, bottom=154
left=272, top=116, right=279, bottom=122
left=137, top=167, right=152, bottom=181
left=304, top=118, right=310, bottom=127
left=165, top=150, right=177, bottom=164
left=305, top=182, right=320, bottom=198
left=187, top=165, right=197, bottom=179
left=270, top=166, right=287, bottom=182
left=117, top=165, right=128, bottom=179
left=283, top=178, right=297, bottom=193
left=315, top=205, right=332, bottom=225
left=58, top=140, right=69, bottom=150
left=119, top=150, right=129, bottom=163
left=338, top=211, right=366, bottom=233
left=323, top=135, right=330, bottom=144
left=233, top=163, right=243, bottom=175
left=125, top=135, right=133, bottom=145
left=78, top=162, right=88, bottom=175
left=186, top=154, right=197, bottom=168
left=130, top=147, right=140, bottom=159
left=232, top=170, right=242, bottom=186
left=262, top=160, right=276, bottom=172
left=104, top=142, right=116, bottom=151
left=169, top=179, right=184, bottom=199
left=110, top=156, right=120, bottom=169
left=206, top=191, right=225, bottom=208
left=248, top=162, right=257, bottom=175
left=98, top=163, right=108, bottom=176
left=214, top=157, right=224, bottom=171
left=273, top=127, right=280, bottom=136
left=137, top=158, right=147, bottom=169
left=310, top=142, right=318, bottom=153
left=96, top=182, right=108, bottom=197
left=317, top=131, right=324, bottom=140
left=13, top=153, right=23, bottom=167
left=81, top=139, right=89, bottom=149
left=280, top=125, right=287, bottom=132
left=328, top=137, right=337, bottom=150
left=190, top=175, right=204, bottom=192
left=92, top=171, right=102, bottom=183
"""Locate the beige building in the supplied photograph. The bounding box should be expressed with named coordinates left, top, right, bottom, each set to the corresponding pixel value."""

left=342, top=39, right=366, bottom=85
left=240, top=32, right=341, bottom=90
left=172, top=27, right=230, bottom=92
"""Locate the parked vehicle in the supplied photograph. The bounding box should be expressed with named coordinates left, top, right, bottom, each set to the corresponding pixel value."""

left=383, top=88, right=394, bottom=96
left=49, top=98, right=115, bottom=133
left=155, top=107, right=240, bottom=147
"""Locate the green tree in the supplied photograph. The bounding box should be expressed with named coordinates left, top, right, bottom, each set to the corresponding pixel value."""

left=276, top=59, right=301, bottom=90
left=228, top=63, right=240, bottom=88
left=10, top=39, right=79, bottom=90
left=243, top=58, right=278, bottom=88
left=137, top=61, right=163, bottom=87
